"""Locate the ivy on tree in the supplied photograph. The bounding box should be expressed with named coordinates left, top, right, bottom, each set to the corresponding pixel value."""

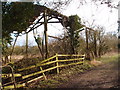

left=67, top=15, right=83, bottom=54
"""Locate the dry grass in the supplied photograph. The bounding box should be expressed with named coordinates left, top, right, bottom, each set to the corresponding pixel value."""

left=90, top=59, right=102, bottom=66
left=11, top=55, right=24, bottom=62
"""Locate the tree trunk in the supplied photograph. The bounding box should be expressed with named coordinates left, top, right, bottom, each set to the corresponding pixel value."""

left=26, top=32, right=28, bottom=59
left=33, top=30, right=44, bottom=59
left=85, top=28, right=90, bottom=60
left=94, top=31, right=97, bottom=57
left=10, top=34, right=19, bottom=62
left=44, top=10, right=49, bottom=59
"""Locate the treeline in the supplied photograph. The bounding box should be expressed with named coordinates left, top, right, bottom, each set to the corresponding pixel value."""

left=12, top=30, right=117, bottom=59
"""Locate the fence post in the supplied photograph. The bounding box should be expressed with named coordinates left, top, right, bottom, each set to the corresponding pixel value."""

left=82, top=54, right=85, bottom=65
left=56, top=53, right=59, bottom=74
left=40, top=67, right=47, bottom=80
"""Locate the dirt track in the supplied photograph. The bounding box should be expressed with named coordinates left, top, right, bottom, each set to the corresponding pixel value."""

left=58, top=59, right=119, bottom=88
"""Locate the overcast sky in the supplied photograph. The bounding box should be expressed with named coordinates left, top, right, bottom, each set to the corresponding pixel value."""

left=9, top=0, right=119, bottom=46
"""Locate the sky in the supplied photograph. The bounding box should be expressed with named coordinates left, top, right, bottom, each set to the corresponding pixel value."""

left=9, top=0, right=119, bottom=46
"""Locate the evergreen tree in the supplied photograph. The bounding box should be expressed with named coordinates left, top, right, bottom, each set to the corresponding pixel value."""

left=67, top=15, right=83, bottom=54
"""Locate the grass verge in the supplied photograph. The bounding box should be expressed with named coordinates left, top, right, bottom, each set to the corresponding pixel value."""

left=96, top=53, right=118, bottom=64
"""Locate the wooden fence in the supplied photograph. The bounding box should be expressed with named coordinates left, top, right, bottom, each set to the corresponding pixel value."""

left=1, top=54, right=85, bottom=89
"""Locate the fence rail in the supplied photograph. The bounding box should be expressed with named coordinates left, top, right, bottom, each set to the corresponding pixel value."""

left=2, top=53, right=85, bottom=89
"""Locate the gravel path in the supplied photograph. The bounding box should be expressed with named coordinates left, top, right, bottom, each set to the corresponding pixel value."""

left=58, top=60, right=119, bottom=88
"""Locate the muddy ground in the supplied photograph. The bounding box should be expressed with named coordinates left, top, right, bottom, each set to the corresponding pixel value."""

left=58, top=59, right=120, bottom=89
